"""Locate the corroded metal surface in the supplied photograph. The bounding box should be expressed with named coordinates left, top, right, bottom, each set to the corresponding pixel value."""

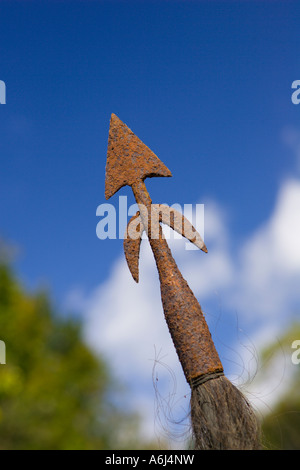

left=105, top=113, right=224, bottom=384
left=105, top=113, right=172, bottom=200
left=151, top=204, right=207, bottom=252
left=124, top=212, right=142, bottom=283
left=124, top=205, right=207, bottom=282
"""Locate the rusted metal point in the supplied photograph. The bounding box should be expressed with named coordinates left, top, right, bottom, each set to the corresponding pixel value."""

left=105, top=113, right=223, bottom=386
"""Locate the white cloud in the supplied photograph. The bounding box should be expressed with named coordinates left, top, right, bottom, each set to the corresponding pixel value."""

left=77, top=243, right=191, bottom=443
left=228, top=178, right=300, bottom=325
left=65, top=175, right=300, bottom=445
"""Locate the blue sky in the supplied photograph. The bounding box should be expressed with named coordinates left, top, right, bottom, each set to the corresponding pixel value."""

left=1, top=0, right=300, bottom=443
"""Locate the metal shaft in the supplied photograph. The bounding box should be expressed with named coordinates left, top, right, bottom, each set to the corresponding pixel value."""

left=132, top=180, right=223, bottom=384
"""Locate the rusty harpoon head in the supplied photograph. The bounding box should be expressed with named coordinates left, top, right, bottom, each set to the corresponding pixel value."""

left=105, top=113, right=172, bottom=200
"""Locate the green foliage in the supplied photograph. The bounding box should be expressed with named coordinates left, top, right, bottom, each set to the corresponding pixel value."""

left=260, top=322, right=300, bottom=450
left=0, top=263, right=152, bottom=449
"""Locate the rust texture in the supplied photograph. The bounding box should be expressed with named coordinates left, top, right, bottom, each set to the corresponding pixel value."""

left=105, top=113, right=172, bottom=200
left=105, top=113, right=224, bottom=384
left=124, top=205, right=207, bottom=283
left=124, top=211, right=142, bottom=283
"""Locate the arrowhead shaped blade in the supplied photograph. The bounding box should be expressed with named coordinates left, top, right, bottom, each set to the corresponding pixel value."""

left=105, top=114, right=172, bottom=199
